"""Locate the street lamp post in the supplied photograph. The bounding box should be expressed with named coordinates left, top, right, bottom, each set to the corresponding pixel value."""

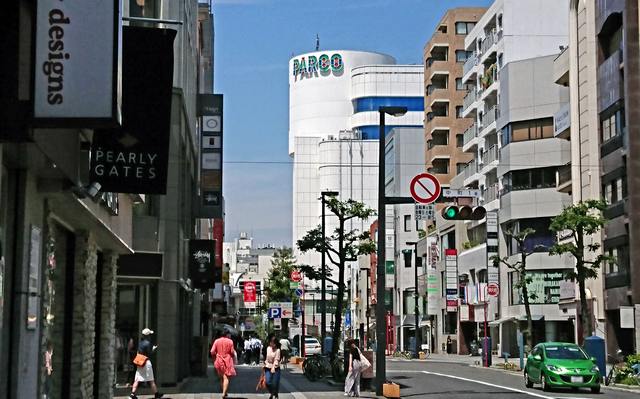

left=406, top=241, right=420, bottom=358
left=320, top=190, right=338, bottom=354
left=376, top=106, right=407, bottom=395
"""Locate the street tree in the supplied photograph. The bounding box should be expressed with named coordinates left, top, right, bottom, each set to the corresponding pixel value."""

left=491, top=228, right=538, bottom=350
left=297, top=198, right=376, bottom=358
left=549, top=199, right=611, bottom=341
left=264, top=247, right=299, bottom=333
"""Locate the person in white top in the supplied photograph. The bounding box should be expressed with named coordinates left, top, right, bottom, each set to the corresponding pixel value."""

left=279, top=337, right=290, bottom=369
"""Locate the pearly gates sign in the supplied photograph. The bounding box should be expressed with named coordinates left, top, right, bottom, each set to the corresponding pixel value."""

left=90, top=26, right=176, bottom=194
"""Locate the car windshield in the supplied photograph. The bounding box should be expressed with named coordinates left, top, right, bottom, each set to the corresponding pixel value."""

left=545, top=345, right=588, bottom=360
left=305, top=339, right=318, bottom=344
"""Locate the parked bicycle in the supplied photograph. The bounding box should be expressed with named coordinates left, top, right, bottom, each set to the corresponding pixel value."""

left=393, top=350, right=414, bottom=359
left=605, top=349, right=624, bottom=386
left=302, top=354, right=331, bottom=382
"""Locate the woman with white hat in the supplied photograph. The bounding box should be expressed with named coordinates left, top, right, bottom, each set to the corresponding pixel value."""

left=130, top=328, right=163, bottom=399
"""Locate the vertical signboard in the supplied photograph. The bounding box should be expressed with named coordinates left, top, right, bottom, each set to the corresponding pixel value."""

left=197, top=94, right=224, bottom=218
left=445, top=249, right=458, bottom=312
left=486, top=211, right=499, bottom=284
left=90, top=27, right=176, bottom=193
left=34, top=0, right=121, bottom=125
left=427, top=236, right=440, bottom=315
left=189, top=239, right=216, bottom=289
left=385, top=261, right=395, bottom=286
left=244, top=281, right=257, bottom=308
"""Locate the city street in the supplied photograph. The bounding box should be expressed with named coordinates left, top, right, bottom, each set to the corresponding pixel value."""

left=114, top=359, right=640, bottom=399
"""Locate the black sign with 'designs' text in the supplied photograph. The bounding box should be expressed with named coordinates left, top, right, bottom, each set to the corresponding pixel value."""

left=90, top=27, right=176, bottom=194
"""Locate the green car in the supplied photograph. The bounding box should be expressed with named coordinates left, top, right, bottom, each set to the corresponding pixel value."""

left=524, top=342, right=601, bottom=393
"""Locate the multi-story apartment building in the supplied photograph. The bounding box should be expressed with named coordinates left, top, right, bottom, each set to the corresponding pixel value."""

left=553, top=0, right=640, bottom=356
left=424, top=8, right=486, bottom=184
left=441, top=0, right=572, bottom=355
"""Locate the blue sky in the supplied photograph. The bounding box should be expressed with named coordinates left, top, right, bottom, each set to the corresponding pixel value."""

left=215, top=0, right=492, bottom=246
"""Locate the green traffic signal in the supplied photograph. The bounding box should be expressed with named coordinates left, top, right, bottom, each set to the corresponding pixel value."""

left=442, top=205, right=486, bottom=220
left=444, top=207, right=458, bottom=219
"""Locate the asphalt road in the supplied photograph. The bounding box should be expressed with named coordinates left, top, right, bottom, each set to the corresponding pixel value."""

left=386, top=359, right=640, bottom=399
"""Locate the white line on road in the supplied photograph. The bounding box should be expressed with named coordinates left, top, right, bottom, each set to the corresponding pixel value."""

left=281, top=376, right=308, bottom=399
left=419, top=370, right=556, bottom=399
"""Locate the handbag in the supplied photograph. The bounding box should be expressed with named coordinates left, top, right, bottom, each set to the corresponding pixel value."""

left=132, top=353, right=148, bottom=367
left=358, top=349, right=371, bottom=370
left=256, top=370, right=267, bottom=391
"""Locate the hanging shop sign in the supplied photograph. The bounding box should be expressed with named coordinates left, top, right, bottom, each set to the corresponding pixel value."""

left=195, top=94, right=224, bottom=218
left=189, top=239, right=216, bottom=289
left=292, top=53, right=343, bottom=79
left=244, top=281, right=257, bottom=308
left=90, top=26, right=176, bottom=194
left=33, top=0, right=122, bottom=125
left=445, top=249, right=458, bottom=312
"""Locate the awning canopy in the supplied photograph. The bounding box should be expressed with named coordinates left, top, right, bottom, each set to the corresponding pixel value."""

left=517, top=314, right=544, bottom=321
left=488, top=316, right=516, bottom=327
left=402, top=315, right=416, bottom=327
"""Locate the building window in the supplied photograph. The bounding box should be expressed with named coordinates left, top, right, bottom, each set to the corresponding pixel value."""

left=603, top=177, right=626, bottom=204
left=600, top=109, right=625, bottom=143
left=455, top=21, right=476, bottom=35
left=404, top=215, right=411, bottom=232
left=455, top=78, right=464, bottom=90
left=456, top=134, right=464, bottom=147
left=502, top=167, right=557, bottom=194
left=438, top=24, right=448, bottom=34
left=455, top=50, right=471, bottom=62
left=456, top=106, right=463, bottom=118
left=605, top=245, right=628, bottom=275
left=502, top=118, right=554, bottom=144
left=456, top=162, right=466, bottom=174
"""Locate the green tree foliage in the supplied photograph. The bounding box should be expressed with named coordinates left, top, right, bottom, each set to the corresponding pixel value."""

left=297, top=198, right=376, bottom=358
left=263, top=247, right=298, bottom=334
left=492, top=228, right=538, bottom=350
left=549, top=199, right=611, bottom=341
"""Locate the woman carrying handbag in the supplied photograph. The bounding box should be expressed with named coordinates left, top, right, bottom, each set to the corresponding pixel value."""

left=344, top=340, right=369, bottom=397
left=263, top=334, right=282, bottom=399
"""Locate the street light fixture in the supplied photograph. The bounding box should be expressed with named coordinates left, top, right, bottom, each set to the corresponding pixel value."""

left=406, top=241, right=420, bottom=359
left=376, top=105, right=407, bottom=395
left=320, top=190, right=338, bottom=354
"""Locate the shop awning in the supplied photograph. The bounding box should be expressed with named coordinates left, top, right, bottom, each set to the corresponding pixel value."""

left=517, top=314, right=544, bottom=321
left=488, top=316, right=516, bottom=327
left=402, top=315, right=416, bottom=327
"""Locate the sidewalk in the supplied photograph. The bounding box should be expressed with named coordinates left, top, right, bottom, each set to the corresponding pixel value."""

left=113, top=363, right=349, bottom=399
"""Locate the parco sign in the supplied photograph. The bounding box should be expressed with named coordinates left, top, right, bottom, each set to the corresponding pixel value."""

left=292, top=53, right=343, bottom=78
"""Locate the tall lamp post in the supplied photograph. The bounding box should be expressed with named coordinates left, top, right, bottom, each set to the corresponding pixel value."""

left=406, top=241, right=421, bottom=358
left=320, top=190, right=338, bottom=354
left=375, top=106, right=407, bottom=395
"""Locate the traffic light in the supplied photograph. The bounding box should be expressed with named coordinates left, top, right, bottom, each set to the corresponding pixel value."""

left=441, top=205, right=486, bottom=220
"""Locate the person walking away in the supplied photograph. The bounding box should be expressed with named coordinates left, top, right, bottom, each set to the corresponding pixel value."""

left=344, top=340, right=363, bottom=397
left=279, top=336, right=291, bottom=369
left=130, top=328, right=163, bottom=399
left=211, top=329, right=237, bottom=399
left=446, top=336, right=452, bottom=354
left=264, top=334, right=282, bottom=399
left=244, top=336, right=252, bottom=364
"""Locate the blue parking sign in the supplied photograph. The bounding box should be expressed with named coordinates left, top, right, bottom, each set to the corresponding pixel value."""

left=268, top=307, right=281, bottom=319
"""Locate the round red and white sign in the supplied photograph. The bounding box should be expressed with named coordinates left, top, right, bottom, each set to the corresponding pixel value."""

left=409, top=173, right=441, bottom=204
left=290, top=270, right=302, bottom=282
left=487, top=283, right=499, bottom=297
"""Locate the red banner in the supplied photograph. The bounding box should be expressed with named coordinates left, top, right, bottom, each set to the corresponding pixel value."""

left=243, top=281, right=257, bottom=303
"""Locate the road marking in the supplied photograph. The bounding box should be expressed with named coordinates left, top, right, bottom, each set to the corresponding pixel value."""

left=419, top=370, right=555, bottom=399
left=281, top=376, right=307, bottom=399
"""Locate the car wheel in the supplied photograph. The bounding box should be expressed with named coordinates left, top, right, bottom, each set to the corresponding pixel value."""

left=541, top=372, right=550, bottom=392
left=524, top=369, right=534, bottom=388
left=591, top=385, right=601, bottom=394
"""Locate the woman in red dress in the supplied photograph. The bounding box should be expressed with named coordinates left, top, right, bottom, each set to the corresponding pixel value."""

left=211, top=330, right=237, bottom=398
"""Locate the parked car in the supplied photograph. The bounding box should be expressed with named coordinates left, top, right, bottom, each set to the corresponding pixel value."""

left=524, top=342, right=601, bottom=393
left=304, top=336, right=322, bottom=355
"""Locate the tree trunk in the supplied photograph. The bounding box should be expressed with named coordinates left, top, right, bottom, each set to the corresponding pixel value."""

left=576, top=231, right=592, bottom=342
left=520, top=244, right=534, bottom=350
left=331, top=219, right=346, bottom=359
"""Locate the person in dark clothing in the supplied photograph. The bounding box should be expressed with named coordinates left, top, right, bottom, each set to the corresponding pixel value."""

left=130, top=328, right=163, bottom=399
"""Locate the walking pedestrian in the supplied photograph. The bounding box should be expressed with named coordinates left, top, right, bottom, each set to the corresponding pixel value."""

left=264, top=334, right=282, bottom=399
left=446, top=336, right=452, bottom=354
left=130, top=328, right=163, bottom=399
left=344, top=340, right=363, bottom=397
left=211, top=329, right=237, bottom=399
left=279, top=336, right=290, bottom=369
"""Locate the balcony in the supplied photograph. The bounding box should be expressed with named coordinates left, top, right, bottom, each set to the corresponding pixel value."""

left=482, top=184, right=499, bottom=205
left=479, top=106, right=499, bottom=137
left=480, top=30, right=500, bottom=56
left=554, top=46, right=570, bottom=86
left=481, top=145, right=498, bottom=170
left=462, top=123, right=478, bottom=151
left=480, top=64, right=499, bottom=100
left=463, top=159, right=477, bottom=179
left=597, top=49, right=624, bottom=112
left=556, top=163, right=572, bottom=193
left=462, top=90, right=477, bottom=114
left=463, top=52, right=478, bottom=80
left=596, top=0, right=625, bottom=34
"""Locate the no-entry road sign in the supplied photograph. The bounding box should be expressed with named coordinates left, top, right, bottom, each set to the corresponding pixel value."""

left=487, top=283, right=500, bottom=297
left=410, top=173, right=441, bottom=204
left=290, top=270, right=302, bottom=282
